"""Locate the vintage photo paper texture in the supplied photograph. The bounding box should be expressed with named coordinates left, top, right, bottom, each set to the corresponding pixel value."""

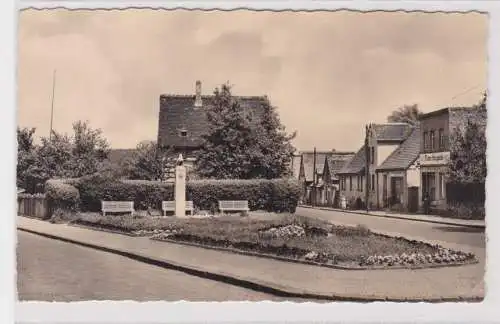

left=4, top=0, right=500, bottom=323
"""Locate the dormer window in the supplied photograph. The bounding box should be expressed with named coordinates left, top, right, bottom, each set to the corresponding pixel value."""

left=179, top=129, right=188, bottom=137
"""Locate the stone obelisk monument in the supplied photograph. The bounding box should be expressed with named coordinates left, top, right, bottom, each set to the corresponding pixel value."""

left=175, top=154, right=186, bottom=217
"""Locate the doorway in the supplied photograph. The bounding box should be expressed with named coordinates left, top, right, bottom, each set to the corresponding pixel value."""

left=390, top=176, right=403, bottom=205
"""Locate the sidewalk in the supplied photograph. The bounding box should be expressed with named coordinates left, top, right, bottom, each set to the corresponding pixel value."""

left=299, top=205, right=485, bottom=228
left=17, top=216, right=484, bottom=302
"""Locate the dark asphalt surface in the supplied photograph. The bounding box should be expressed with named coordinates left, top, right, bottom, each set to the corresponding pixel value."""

left=17, top=231, right=307, bottom=302
left=296, top=207, right=485, bottom=249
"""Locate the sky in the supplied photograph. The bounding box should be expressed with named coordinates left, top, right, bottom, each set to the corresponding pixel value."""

left=17, top=9, right=488, bottom=151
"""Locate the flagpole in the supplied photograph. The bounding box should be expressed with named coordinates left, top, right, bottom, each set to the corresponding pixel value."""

left=312, top=147, right=317, bottom=207
left=365, top=124, right=370, bottom=213
left=49, top=69, right=56, bottom=141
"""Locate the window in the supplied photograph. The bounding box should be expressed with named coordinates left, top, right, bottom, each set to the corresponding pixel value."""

left=371, top=174, right=375, bottom=191
left=357, top=176, right=360, bottom=191
left=430, top=131, right=435, bottom=151
left=371, top=147, right=375, bottom=165
left=438, top=129, right=445, bottom=150
left=180, top=129, right=188, bottom=137
left=349, top=176, right=352, bottom=191
left=423, top=132, right=428, bottom=151
left=360, top=175, right=364, bottom=192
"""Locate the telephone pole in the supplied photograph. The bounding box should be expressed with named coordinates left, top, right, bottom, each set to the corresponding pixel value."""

left=49, top=69, right=57, bottom=141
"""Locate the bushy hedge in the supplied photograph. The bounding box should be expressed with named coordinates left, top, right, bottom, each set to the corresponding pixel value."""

left=70, top=175, right=300, bottom=213
left=45, top=179, right=80, bottom=212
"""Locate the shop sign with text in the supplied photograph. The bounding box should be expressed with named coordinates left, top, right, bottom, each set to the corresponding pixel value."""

left=419, top=151, right=450, bottom=166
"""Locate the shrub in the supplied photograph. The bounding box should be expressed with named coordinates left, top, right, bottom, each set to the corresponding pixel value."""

left=446, top=202, right=485, bottom=220
left=73, top=177, right=300, bottom=213
left=45, top=179, right=80, bottom=212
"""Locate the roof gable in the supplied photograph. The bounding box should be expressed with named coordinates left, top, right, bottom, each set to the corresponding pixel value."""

left=157, top=94, right=267, bottom=148
left=299, top=151, right=333, bottom=182
left=377, top=125, right=421, bottom=171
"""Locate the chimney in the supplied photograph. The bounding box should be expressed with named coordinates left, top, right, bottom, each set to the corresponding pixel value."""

left=194, top=80, right=202, bottom=107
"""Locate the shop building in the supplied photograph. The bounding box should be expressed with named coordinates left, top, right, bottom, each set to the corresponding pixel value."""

left=418, top=107, right=487, bottom=211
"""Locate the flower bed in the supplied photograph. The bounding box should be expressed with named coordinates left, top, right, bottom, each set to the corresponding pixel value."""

left=71, top=212, right=476, bottom=269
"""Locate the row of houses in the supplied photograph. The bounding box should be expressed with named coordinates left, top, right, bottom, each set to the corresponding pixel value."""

left=294, top=106, right=486, bottom=213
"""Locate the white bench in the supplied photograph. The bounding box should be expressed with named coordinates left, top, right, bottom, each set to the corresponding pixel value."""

left=101, top=201, right=134, bottom=216
left=218, top=200, right=250, bottom=213
left=162, top=201, right=194, bottom=216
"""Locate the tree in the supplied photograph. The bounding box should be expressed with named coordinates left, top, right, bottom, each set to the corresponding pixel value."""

left=249, top=97, right=297, bottom=178
left=449, top=120, right=486, bottom=183
left=123, top=141, right=165, bottom=180
left=17, top=121, right=111, bottom=192
left=449, top=95, right=487, bottom=184
left=17, top=127, right=36, bottom=152
left=17, top=127, right=37, bottom=189
left=23, top=131, right=73, bottom=192
left=475, top=91, right=487, bottom=110
left=387, top=104, right=422, bottom=125
left=69, top=120, right=110, bottom=177
left=195, top=83, right=296, bottom=179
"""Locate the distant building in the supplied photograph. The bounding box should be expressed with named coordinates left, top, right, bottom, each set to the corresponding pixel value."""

left=337, top=145, right=367, bottom=208
left=157, top=81, right=269, bottom=179
left=320, top=153, right=355, bottom=206
left=418, top=107, right=487, bottom=211
left=290, top=153, right=302, bottom=179
left=298, top=150, right=354, bottom=206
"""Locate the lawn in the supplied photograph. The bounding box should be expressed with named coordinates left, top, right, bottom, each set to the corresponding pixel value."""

left=71, top=212, right=476, bottom=269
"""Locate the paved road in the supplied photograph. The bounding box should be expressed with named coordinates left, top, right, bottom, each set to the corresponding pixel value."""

left=17, top=231, right=301, bottom=302
left=296, top=207, right=485, bottom=249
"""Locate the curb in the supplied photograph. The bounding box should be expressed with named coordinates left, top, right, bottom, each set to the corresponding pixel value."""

left=298, top=205, right=485, bottom=229
left=151, top=236, right=478, bottom=271
left=17, top=226, right=483, bottom=302
left=68, top=222, right=479, bottom=271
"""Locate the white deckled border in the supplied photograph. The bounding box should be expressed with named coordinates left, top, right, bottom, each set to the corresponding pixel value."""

left=2, top=1, right=499, bottom=324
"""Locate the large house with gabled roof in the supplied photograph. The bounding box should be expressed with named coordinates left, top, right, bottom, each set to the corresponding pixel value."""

left=157, top=81, right=269, bottom=179
left=375, top=124, right=421, bottom=212
left=338, top=122, right=417, bottom=210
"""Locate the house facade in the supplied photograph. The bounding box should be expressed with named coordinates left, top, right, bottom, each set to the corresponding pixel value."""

left=338, top=123, right=418, bottom=210
left=366, top=123, right=413, bottom=209
left=298, top=151, right=331, bottom=205
left=375, top=125, right=421, bottom=212
left=337, top=146, right=367, bottom=208
left=418, top=107, right=487, bottom=211
left=321, top=153, right=355, bottom=207
left=157, top=81, right=268, bottom=180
